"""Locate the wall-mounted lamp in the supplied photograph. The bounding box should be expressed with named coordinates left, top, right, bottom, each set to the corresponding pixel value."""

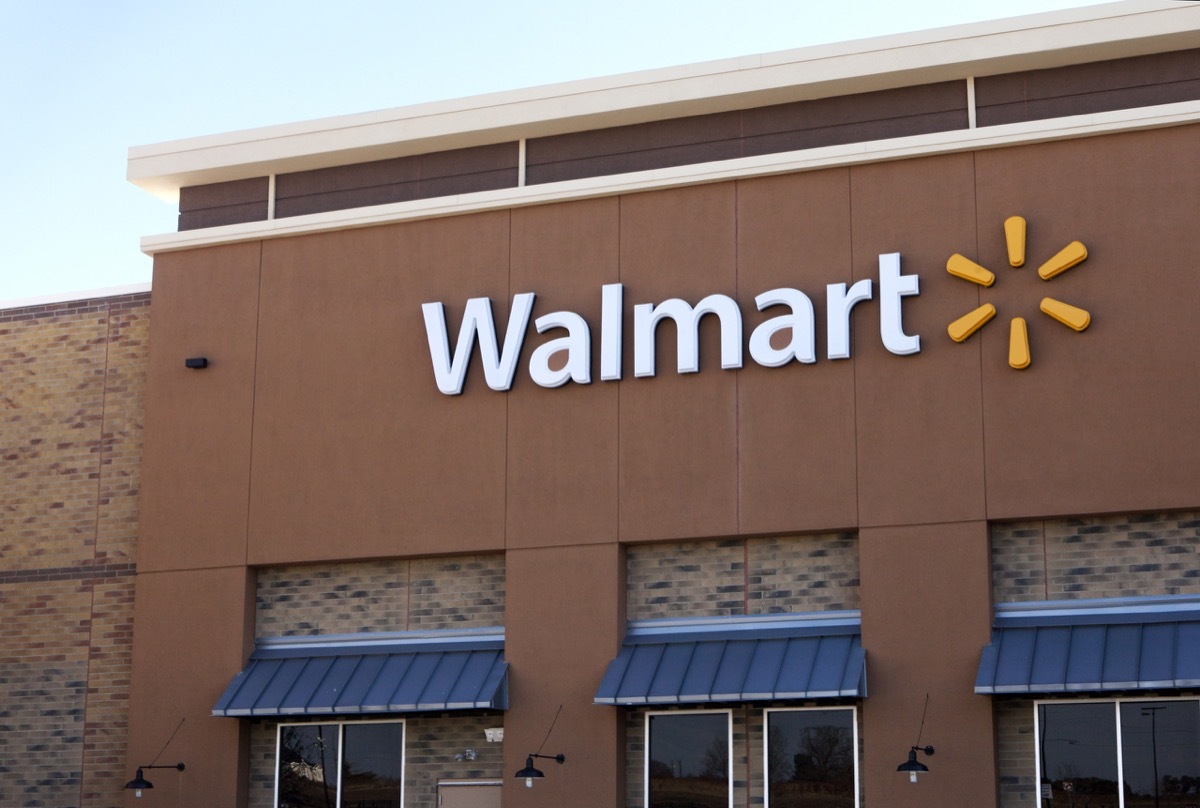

left=898, top=692, right=934, bottom=783
left=515, top=704, right=566, bottom=787
left=515, top=753, right=565, bottom=788
left=124, top=762, right=185, bottom=797
left=897, top=745, right=934, bottom=783
left=184, top=357, right=209, bottom=369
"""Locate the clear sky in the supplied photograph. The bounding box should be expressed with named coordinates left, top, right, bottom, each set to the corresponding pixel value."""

left=0, top=0, right=1105, bottom=304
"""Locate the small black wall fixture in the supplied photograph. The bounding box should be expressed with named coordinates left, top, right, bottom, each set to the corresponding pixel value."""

left=514, top=704, right=567, bottom=788
left=516, top=753, right=565, bottom=788
left=184, top=357, right=209, bottom=369
left=124, top=762, right=185, bottom=798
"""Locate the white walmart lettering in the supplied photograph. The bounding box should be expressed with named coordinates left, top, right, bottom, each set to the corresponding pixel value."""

left=421, top=253, right=919, bottom=395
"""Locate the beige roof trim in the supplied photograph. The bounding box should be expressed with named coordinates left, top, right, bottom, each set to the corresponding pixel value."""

left=127, top=1, right=1200, bottom=202
left=0, top=283, right=153, bottom=312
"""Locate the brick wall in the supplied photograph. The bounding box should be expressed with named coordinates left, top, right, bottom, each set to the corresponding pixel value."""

left=255, top=554, right=505, bottom=637
left=626, top=533, right=859, bottom=620
left=0, top=293, right=149, bottom=807
left=995, top=699, right=1037, bottom=808
left=991, top=511, right=1200, bottom=603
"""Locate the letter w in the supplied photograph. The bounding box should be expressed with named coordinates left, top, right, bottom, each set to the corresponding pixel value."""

left=422, top=294, right=535, bottom=395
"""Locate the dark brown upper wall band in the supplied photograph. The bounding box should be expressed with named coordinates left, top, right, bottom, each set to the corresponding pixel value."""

left=174, top=48, right=1200, bottom=232
left=525, top=81, right=969, bottom=185
left=178, top=176, right=269, bottom=231
left=274, top=142, right=519, bottom=219
left=975, top=48, right=1200, bottom=127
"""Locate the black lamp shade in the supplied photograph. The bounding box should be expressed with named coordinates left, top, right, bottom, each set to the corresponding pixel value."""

left=124, top=767, right=154, bottom=791
left=515, top=756, right=545, bottom=781
left=897, top=749, right=929, bottom=774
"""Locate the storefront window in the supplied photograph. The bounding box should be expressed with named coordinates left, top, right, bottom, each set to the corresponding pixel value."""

left=765, top=708, right=857, bottom=808
left=647, top=711, right=731, bottom=808
left=277, top=721, right=403, bottom=808
left=1037, top=699, right=1199, bottom=808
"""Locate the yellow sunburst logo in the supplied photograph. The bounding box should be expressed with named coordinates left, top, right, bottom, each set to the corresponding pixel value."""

left=945, top=216, right=1091, bottom=369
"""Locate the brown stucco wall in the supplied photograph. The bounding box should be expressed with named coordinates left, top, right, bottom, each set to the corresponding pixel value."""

left=130, top=122, right=1200, bottom=807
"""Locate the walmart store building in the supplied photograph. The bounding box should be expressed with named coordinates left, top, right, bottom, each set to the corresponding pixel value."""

left=6, top=3, right=1200, bottom=807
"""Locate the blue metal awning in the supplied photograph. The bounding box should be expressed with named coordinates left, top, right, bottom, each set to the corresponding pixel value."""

left=213, top=629, right=508, bottom=717
left=975, top=596, right=1200, bottom=694
left=594, top=613, right=865, bottom=705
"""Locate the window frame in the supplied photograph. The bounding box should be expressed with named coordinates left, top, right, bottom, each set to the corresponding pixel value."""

left=644, top=709, right=734, bottom=808
left=763, top=705, right=860, bottom=808
left=274, top=718, right=406, bottom=808
left=1033, top=695, right=1200, bottom=808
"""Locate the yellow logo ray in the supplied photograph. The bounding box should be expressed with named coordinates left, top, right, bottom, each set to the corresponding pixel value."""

left=1038, top=241, right=1088, bottom=280
left=1009, top=318, right=1031, bottom=370
left=1004, top=216, right=1026, bottom=267
left=948, top=303, right=997, bottom=343
left=947, top=254, right=996, bottom=286
left=1040, top=298, right=1091, bottom=331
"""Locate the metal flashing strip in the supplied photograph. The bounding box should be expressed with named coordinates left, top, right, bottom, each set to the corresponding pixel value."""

left=595, top=614, right=866, bottom=705
left=976, top=598, right=1200, bottom=694
left=994, top=593, right=1200, bottom=627
left=213, top=630, right=507, bottom=717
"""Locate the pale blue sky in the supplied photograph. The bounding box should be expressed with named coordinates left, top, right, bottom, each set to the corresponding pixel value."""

left=0, top=0, right=1101, bottom=303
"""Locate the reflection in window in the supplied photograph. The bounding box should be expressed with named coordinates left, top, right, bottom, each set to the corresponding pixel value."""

left=766, top=708, right=856, bottom=808
left=648, top=712, right=730, bottom=808
left=1038, top=699, right=1200, bottom=808
left=277, top=721, right=403, bottom=808
left=1120, top=701, right=1200, bottom=807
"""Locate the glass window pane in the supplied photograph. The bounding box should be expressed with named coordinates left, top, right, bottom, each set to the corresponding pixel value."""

left=648, top=713, right=729, bottom=808
left=278, top=724, right=339, bottom=808
left=766, top=709, right=855, bottom=808
left=1120, top=700, right=1200, bottom=807
left=342, top=722, right=404, bottom=808
left=1038, top=703, right=1119, bottom=808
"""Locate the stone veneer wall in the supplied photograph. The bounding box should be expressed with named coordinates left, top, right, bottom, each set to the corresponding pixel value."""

left=0, top=292, right=150, bottom=807
left=248, top=555, right=505, bottom=805
left=626, top=532, right=859, bottom=620
left=255, top=554, right=505, bottom=637
left=991, top=511, right=1200, bottom=603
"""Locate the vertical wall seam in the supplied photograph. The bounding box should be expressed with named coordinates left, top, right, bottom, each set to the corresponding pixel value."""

left=973, top=151, right=990, bottom=529
left=847, top=168, right=861, bottom=530
left=245, top=241, right=265, bottom=568
left=78, top=299, right=115, bottom=806
left=504, top=210, right=512, bottom=551
left=733, top=180, right=741, bottom=538
left=616, top=195, right=623, bottom=544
